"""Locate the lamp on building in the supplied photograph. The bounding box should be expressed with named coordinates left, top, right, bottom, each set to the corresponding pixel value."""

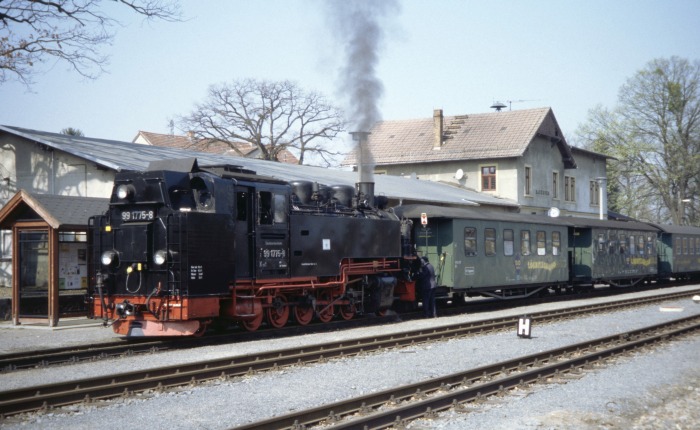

left=681, top=198, right=691, bottom=225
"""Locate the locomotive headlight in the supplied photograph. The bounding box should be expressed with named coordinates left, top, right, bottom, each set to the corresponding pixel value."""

left=153, top=249, right=168, bottom=266
left=101, top=250, right=119, bottom=267
left=116, top=184, right=135, bottom=200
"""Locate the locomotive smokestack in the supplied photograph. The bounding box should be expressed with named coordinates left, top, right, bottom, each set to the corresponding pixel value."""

left=351, top=131, right=373, bottom=183
left=351, top=131, right=375, bottom=209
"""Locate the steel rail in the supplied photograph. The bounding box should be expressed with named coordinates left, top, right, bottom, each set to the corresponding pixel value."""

left=235, top=314, right=700, bottom=429
left=0, top=289, right=696, bottom=417
left=1, top=288, right=695, bottom=373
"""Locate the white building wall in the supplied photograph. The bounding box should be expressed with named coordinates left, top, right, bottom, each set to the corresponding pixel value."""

left=0, top=134, right=117, bottom=290
left=375, top=137, right=605, bottom=218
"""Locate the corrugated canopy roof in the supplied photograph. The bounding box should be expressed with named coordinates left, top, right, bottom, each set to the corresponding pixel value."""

left=1, top=125, right=519, bottom=209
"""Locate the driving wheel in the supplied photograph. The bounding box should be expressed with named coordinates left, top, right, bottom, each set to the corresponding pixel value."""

left=266, top=293, right=289, bottom=328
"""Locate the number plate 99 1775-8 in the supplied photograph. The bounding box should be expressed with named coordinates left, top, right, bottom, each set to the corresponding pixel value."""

left=121, top=209, right=155, bottom=222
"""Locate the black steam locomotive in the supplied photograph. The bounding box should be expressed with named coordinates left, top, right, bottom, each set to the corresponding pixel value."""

left=88, top=158, right=415, bottom=336
left=88, top=158, right=700, bottom=337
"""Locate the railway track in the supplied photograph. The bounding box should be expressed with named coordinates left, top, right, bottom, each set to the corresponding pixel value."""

left=0, top=313, right=401, bottom=373
left=236, top=313, right=700, bottom=429
left=0, top=288, right=697, bottom=418
left=1, top=286, right=695, bottom=373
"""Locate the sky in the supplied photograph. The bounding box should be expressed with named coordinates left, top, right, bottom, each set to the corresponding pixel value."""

left=2, top=0, right=699, bottom=159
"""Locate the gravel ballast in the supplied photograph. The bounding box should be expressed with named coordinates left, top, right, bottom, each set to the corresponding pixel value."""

left=1, top=285, right=700, bottom=429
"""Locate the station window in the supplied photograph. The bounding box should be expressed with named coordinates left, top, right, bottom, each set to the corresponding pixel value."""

left=481, top=166, right=497, bottom=191
left=537, top=231, right=546, bottom=255
left=485, top=228, right=496, bottom=256
left=552, top=172, right=559, bottom=199
left=589, top=181, right=600, bottom=206
left=58, top=231, right=87, bottom=242
left=564, top=176, right=576, bottom=202
left=503, top=229, right=514, bottom=256
left=521, top=230, right=531, bottom=256
left=552, top=231, right=561, bottom=256
left=524, top=166, right=532, bottom=196
left=464, top=227, right=477, bottom=257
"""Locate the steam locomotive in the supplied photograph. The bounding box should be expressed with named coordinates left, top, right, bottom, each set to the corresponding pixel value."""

left=88, top=158, right=700, bottom=337
left=88, top=158, right=415, bottom=336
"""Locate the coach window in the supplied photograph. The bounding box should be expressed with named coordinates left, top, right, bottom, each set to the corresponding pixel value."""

left=597, top=233, right=606, bottom=254
left=675, top=237, right=682, bottom=255
left=683, top=237, right=689, bottom=255
left=521, top=230, right=531, bottom=256
left=696, top=237, right=700, bottom=254
left=503, top=229, right=514, bottom=256
left=536, top=231, right=546, bottom=255
left=464, top=227, right=477, bottom=257
left=619, top=234, right=627, bottom=254
left=485, top=228, right=496, bottom=256
left=608, top=232, right=617, bottom=255
left=647, top=235, right=655, bottom=255
left=552, top=231, right=561, bottom=256
left=638, top=236, right=645, bottom=255
left=629, top=236, right=636, bottom=255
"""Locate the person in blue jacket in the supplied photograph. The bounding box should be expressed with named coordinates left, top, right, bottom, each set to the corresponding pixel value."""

left=417, top=256, right=437, bottom=318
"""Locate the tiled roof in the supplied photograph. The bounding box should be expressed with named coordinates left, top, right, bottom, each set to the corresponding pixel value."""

left=134, top=131, right=300, bottom=165
left=343, top=107, right=571, bottom=166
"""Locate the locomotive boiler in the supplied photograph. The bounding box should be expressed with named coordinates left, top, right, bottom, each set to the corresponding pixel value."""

left=88, top=158, right=415, bottom=336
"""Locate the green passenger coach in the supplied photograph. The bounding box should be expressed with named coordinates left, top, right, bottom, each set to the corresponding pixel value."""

left=394, top=205, right=570, bottom=300
left=652, top=224, right=700, bottom=281
left=568, top=218, right=659, bottom=287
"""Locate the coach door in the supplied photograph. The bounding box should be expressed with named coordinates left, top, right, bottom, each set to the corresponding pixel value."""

left=234, top=187, right=255, bottom=279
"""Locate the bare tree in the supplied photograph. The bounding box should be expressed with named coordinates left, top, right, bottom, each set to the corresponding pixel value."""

left=178, top=79, right=346, bottom=166
left=1, top=0, right=181, bottom=86
left=61, top=127, right=84, bottom=136
left=577, top=57, right=700, bottom=225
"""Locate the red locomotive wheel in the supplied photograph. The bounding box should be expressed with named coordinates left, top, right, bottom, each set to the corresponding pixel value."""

left=294, top=303, right=314, bottom=326
left=316, top=290, right=334, bottom=323
left=241, top=311, right=263, bottom=331
left=338, top=301, right=356, bottom=320
left=266, top=293, right=290, bottom=328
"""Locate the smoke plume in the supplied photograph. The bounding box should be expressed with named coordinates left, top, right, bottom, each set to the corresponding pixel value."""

left=327, top=0, right=399, bottom=181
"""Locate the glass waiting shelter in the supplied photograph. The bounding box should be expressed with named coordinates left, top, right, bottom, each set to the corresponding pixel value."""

left=0, top=191, right=107, bottom=327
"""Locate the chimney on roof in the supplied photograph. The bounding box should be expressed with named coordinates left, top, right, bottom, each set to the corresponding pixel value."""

left=433, top=109, right=443, bottom=150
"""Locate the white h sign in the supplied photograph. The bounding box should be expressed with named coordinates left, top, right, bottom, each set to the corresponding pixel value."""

left=517, top=316, right=532, bottom=338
